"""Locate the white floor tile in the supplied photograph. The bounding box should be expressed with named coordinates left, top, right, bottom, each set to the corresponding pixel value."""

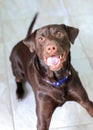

left=0, top=45, right=14, bottom=130
left=0, top=104, right=14, bottom=130
left=70, top=15, right=93, bottom=57
left=0, top=0, right=36, bottom=20
left=51, top=124, right=93, bottom=130
left=71, top=38, right=87, bottom=60
left=63, top=0, right=93, bottom=16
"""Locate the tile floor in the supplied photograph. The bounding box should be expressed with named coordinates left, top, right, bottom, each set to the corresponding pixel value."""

left=0, top=0, right=93, bottom=130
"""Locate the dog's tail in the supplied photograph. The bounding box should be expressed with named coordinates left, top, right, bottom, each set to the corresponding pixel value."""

left=26, top=13, right=38, bottom=37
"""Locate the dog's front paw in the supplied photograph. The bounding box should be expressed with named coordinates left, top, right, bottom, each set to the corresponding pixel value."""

left=16, top=82, right=24, bottom=100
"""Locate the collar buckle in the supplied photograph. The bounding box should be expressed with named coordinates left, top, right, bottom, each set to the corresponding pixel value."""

left=52, top=76, right=68, bottom=87
left=45, top=70, right=71, bottom=88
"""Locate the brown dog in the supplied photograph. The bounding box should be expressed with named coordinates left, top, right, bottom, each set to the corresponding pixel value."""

left=10, top=14, right=93, bottom=130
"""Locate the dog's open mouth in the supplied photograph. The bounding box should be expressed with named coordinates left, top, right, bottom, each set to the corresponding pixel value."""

left=43, top=52, right=66, bottom=71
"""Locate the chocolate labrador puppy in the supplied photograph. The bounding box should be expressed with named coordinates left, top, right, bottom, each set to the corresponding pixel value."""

left=10, top=14, right=93, bottom=130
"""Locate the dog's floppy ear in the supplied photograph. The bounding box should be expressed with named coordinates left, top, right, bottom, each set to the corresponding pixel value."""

left=63, top=24, right=79, bottom=44
left=23, top=31, right=36, bottom=52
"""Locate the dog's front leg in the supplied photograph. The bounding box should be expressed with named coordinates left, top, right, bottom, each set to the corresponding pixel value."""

left=67, top=74, right=93, bottom=117
left=36, top=93, right=57, bottom=130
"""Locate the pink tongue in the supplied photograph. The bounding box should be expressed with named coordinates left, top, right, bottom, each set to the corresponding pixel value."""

left=47, top=56, right=59, bottom=66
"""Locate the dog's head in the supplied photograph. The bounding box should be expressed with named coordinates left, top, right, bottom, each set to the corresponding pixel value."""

left=23, top=24, right=79, bottom=71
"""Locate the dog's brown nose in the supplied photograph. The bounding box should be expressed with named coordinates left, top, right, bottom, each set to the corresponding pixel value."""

left=46, top=44, right=58, bottom=55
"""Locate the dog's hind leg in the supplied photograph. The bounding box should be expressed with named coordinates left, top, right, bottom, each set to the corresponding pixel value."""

left=13, top=71, right=25, bottom=100
left=10, top=54, right=25, bottom=99
left=16, top=79, right=25, bottom=100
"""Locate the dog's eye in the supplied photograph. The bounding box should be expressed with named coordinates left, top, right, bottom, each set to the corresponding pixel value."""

left=56, top=31, right=63, bottom=38
left=38, top=36, right=45, bottom=42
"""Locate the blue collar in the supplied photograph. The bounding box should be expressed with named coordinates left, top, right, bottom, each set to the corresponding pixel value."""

left=45, top=76, right=68, bottom=87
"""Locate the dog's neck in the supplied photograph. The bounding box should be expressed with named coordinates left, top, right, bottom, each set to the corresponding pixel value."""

left=34, top=52, right=71, bottom=81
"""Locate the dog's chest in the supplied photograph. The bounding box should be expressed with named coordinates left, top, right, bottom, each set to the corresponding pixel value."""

left=38, top=78, right=67, bottom=105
